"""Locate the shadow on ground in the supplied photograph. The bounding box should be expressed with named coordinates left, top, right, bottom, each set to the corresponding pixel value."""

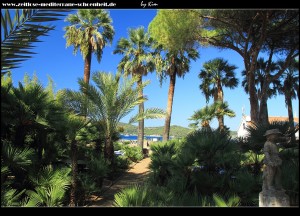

left=87, top=158, right=151, bottom=207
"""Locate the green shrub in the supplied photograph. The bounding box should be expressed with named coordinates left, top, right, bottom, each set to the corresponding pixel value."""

left=87, top=156, right=109, bottom=188
left=115, top=155, right=131, bottom=170
left=149, top=141, right=178, bottom=186
left=114, top=142, right=123, bottom=151
left=25, top=166, right=71, bottom=207
left=122, top=146, right=143, bottom=163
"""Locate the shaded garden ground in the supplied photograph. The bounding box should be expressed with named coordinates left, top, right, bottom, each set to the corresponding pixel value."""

left=87, top=157, right=151, bottom=207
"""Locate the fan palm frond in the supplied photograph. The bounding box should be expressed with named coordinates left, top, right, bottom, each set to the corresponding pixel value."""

left=1, top=142, right=34, bottom=171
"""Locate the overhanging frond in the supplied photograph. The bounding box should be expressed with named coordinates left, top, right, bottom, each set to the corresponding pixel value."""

left=1, top=9, right=71, bottom=74
left=128, top=108, right=166, bottom=124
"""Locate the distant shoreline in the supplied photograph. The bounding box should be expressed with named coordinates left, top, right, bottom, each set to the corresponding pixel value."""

left=120, top=134, right=163, bottom=141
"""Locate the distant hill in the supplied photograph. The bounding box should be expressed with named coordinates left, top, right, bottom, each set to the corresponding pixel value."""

left=118, top=123, right=192, bottom=138
left=118, top=122, right=237, bottom=139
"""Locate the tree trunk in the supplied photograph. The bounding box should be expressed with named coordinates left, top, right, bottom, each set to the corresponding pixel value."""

left=163, top=72, right=176, bottom=141
left=105, top=136, right=114, bottom=166
left=248, top=69, right=259, bottom=124
left=83, top=44, right=92, bottom=84
left=37, top=130, right=47, bottom=165
left=70, top=140, right=78, bottom=207
left=259, top=97, right=269, bottom=125
left=217, top=83, right=224, bottom=131
left=286, top=94, right=295, bottom=142
left=95, top=138, right=102, bottom=155
left=137, top=76, right=144, bottom=149
left=15, top=125, right=25, bottom=147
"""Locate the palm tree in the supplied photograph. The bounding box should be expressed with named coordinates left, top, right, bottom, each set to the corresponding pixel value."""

left=189, top=101, right=235, bottom=131
left=113, top=27, right=155, bottom=149
left=161, top=49, right=199, bottom=141
left=64, top=9, right=114, bottom=84
left=199, top=58, right=238, bottom=131
left=213, top=101, right=236, bottom=130
left=64, top=114, right=88, bottom=206
left=278, top=59, right=299, bottom=142
left=74, top=72, right=164, bottom=164
left=241, top=57, right=280, bottom=124
left=1, top=9, right=70, bottom=74
left=189, top=105, right=216, bottom=130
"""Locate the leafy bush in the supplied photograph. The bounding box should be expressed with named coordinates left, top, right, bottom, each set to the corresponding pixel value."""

left=122, top=146, right=143, bottom=163
left=281, top=148, right=299, bottom=206
left=87, top=156, right=109, bottom=188
left=149, top=141, right=178, bottom=186
left=78, top=174, right=98, bottom=197
left=113, top=184, right=240, bottom=207
left=115, top=155, right=131, bottom=170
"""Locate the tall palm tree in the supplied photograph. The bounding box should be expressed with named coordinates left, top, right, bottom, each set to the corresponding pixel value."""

left=64, top=9, right=114, bottom=84
left=1, top=9, right=70, bottom=74
left=199, top=58, right=238, bottom=131
left=113, top=27, right=155, bottom=149
left=241, top=57, right=280, bottom=124
left=160, top=49, right=199, bottom=141
left=278, top=59, right=299, bottom=142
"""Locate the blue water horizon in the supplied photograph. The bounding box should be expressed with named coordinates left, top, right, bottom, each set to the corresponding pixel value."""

left=120, top=134, right=163, bottom=141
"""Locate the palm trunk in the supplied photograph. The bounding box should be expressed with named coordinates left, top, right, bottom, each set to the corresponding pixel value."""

left=83, top=44, right=92, bottom=118
left=37, top=130, right=47, bottom=165
left=286, top=94, right=295, bottom=142
left=248, top=70, right=259, bottom=124
left=15, top=125, right=25, bottom=147
left=259, top=98, right=269, bottom=125
left=137, top=76, right=144, bottom=149
left=163, top=72, right=176, bottom=141
left=70, top=140, right=78, bottom=207
left=217, top=83, right=224, bottom=131
left=83, top=44, right=92, bottom=84
left=105, top=136, right=114, bottom=166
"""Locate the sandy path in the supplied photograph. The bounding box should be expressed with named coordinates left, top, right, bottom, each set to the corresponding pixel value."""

left=87, top=157, right=151, bottom=207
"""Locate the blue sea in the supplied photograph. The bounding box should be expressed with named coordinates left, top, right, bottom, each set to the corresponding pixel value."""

left=120, top=134, right=163, bottom=141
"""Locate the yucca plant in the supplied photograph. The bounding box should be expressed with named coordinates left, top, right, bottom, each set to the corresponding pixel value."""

left=1, top=9, right=70, bottom=73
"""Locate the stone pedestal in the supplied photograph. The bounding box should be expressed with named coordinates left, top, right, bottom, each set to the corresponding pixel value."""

left=259, top=190, right=290, bottom=207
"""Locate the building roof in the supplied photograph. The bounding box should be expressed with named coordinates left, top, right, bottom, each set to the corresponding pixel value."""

left=243, top=116, right=299, bottom=123
left=238, top=115, right=299, bottom=130
left=268, top=116, right=299, bottom=123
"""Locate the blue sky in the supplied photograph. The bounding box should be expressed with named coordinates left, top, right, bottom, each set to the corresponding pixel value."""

left=9, top=9, right=299, bottom=131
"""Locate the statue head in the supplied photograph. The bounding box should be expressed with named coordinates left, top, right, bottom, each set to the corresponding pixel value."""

left=264, top=129, right=282, bottom=141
